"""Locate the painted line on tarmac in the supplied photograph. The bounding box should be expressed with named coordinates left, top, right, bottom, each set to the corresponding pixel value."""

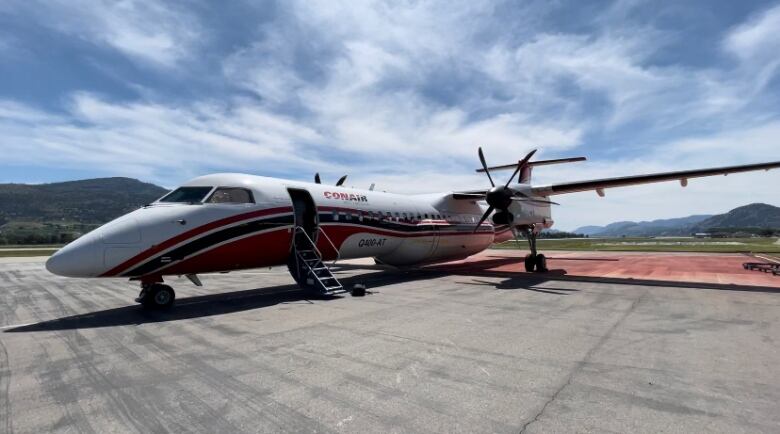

left=754, top=254, right=780, bottom=264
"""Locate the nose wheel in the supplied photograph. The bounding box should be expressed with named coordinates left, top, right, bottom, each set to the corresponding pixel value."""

left=136, top=283, right=175, bottom=310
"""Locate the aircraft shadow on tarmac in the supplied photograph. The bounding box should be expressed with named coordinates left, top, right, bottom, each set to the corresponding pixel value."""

left=4, top=270, right=450, bottom=332
left=6, top=257, right=779, bottom=333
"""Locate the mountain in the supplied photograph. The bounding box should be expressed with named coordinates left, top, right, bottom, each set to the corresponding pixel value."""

left=574, top=215, right=713, bottom=237
left=0, top=178, right=168, bottom=244
left=0, top=177, right=168, bottom=224
left=694, top=203, right=780, bottom=230
left=573, top=225, right=604, bottom=236
left=573, top=204, right=780, bottom=237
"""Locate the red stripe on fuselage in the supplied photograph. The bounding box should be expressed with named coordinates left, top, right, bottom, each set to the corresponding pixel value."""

left=143, top=222, right=495, bottom=275
left=154, top=228, right=292, bottom=275
left=100, top=206, right=293, bottom=277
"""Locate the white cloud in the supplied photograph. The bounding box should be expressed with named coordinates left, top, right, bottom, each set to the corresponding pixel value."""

left=1, top=0, right=779, bottom=231
left=0, top=95, right=332, bottom=185
left=13, top=0, right=199, bottom=67
left=723, top=4, right=780, bottom=93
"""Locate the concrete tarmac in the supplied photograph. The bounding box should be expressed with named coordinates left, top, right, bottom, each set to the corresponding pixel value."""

left=0, top=254, right=779, bottom=433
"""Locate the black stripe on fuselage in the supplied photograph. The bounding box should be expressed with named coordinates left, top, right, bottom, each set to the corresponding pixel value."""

left=126, top=210, right=497, bottom=277
left=123, top=214, right=294, bottom=277
left=317, top=211, right=494, bottom=234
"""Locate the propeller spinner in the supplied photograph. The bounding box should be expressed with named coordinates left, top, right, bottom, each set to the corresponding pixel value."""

left=473, top=147, right=538, bottom=233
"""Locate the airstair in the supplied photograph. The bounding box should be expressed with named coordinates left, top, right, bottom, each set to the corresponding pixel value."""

left=291, top=226, right=346, bottom=295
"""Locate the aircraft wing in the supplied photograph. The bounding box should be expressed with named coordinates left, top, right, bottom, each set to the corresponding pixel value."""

left=532, top=161, right=780, bottom=196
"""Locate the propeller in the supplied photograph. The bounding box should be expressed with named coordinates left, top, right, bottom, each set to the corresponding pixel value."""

left=473, top=147, right=544, bottom=232
left=314, top=173, right=348, bottom=186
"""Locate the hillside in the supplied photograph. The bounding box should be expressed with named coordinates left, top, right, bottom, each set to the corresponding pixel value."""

left=694, top=203, right=780, bottom=230
left=0, top=178, right=168, bottom=244
left=574, top=215, right=713, bottom=237
left=574, top=204, right=780, bottom=237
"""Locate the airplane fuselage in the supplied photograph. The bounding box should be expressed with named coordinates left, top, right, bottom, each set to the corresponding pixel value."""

left=45, top=173, right=553, bottom=279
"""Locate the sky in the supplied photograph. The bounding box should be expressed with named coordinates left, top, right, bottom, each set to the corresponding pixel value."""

left=1, top=0, right=779, bottom=230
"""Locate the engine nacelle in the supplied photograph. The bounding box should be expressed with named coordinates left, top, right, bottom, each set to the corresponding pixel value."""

left=492, top=211, right=514, bottom=225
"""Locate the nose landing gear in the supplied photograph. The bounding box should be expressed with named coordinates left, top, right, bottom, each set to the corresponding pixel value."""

left=515, top=225, right=548, bottom=273
left=136, top=282, right=176, bottom=310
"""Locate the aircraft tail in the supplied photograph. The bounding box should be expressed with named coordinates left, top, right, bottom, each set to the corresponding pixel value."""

left=476, top=156, right=586, bottom=183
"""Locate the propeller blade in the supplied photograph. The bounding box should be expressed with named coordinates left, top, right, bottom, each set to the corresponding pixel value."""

left=473, top=205, right=495, bottom=233
left=336, top=175, right=348, bottom=186
left=504, top=149, right=538, bottom=188
left=314, top=173, right=321, bottom=184
left=478, top=147, right=495, bottom=187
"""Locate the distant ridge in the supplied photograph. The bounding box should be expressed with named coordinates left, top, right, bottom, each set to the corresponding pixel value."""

left=693, top=203, right=780, bottom=231
left=574, top=203, right=780, bottom=237
left=0, top=178, right=168, bottom=244
left=0, top=177, right=168, bottom=224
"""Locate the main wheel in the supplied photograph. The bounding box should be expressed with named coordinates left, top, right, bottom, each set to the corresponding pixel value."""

left=534, top=254, right=548, bottom=272
left=524, top=254, right=536, bottom=272
left=142, top=284, right=175, bottom=310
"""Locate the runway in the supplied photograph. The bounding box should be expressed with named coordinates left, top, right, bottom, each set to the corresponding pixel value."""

left=1, top=253, right=779, bottom=433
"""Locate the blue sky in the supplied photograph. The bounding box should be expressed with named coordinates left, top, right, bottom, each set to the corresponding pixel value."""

left=1, top=0, right=779, bottom=229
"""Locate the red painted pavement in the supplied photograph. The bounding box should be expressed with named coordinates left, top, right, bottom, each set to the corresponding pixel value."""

left=427, top=250, right=780, bottom=288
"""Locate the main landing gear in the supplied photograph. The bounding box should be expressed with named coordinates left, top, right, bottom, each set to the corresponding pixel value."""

left=516, top=226, right=548, bottom=273
left=136, top=281, right=176, bottom=310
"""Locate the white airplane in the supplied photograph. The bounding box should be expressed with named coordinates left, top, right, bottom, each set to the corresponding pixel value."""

left=45, top=148, right=780, bottom=309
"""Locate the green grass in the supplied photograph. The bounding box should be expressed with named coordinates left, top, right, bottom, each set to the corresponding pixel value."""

left=0, top=249, right=57, bottom=258
left=493, top=237, right=780, bottom=253
left=0, top=244, right=63, bottom=249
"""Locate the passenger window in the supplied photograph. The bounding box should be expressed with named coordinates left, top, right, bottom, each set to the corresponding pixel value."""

left=333, top=211, right=339, bottom=221
left=206, top=187, right=254, bottom=204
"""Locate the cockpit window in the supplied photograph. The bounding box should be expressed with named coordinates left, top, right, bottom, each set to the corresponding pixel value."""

left=159, top=187, right=213, bottom=204
left=206, top=187, right=255, bottom=204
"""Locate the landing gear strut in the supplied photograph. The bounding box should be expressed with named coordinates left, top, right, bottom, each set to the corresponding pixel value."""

left=515, top=226, right=548, bottom=273
left=136, top=282, right=176, bottom=310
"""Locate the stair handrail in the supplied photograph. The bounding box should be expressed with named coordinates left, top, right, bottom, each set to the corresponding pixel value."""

left=293, top=226, right=344, bottom=292
left=316, top=227, right=341, bottom=264
left=293, top=226, right=326, bottom=261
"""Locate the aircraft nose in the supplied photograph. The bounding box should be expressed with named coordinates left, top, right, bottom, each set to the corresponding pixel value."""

left=45, top=233, right=103, bottom=277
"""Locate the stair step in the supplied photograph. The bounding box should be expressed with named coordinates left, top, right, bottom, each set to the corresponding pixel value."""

left=292, top=228, right=343, bottom=293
